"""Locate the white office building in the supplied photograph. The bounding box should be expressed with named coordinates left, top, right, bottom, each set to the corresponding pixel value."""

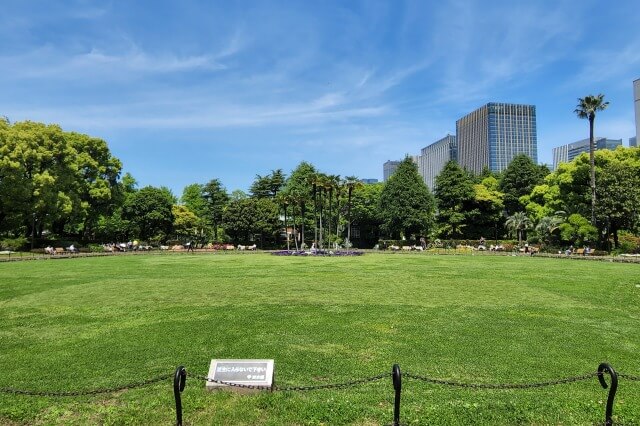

left=635, top=78, right=640, bottom=144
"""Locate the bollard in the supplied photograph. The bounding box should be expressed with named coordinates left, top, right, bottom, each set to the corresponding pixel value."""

left=173, top=366, right=187, bottom=426
left=597, top=363, right=618, bottom=426
left=389, top=364, right=402, bottom=426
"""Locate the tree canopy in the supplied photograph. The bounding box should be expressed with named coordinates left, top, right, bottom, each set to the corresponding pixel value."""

left=379, top=157, right=435, bottom=239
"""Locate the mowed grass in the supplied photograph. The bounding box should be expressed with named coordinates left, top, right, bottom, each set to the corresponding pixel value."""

left=0, top=253, right=639, bottom=425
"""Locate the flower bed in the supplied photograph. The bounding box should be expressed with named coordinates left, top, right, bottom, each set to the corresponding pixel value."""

left=271, top=250, right=364, bottom=256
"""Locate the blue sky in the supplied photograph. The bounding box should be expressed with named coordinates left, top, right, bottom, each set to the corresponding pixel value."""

left=2, top=0, right=639, bottom=196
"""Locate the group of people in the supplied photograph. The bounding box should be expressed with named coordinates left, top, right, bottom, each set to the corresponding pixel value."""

left=564, top=245, right=591, bottom=256
left=44, top=244, right=77, bottom=255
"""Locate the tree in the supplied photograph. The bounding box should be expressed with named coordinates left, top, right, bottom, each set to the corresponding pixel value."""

left=122, top=186, right=174, bottom=241
left=575, top=94, right=609, bottom=226
left=343, top=176, right=363, bottom=244
left=559, top=213, right=597, bottom=246
left=350, top=182, right=384, bottom=247
left=181, top=184, right=208, bottom=218
left=222, top=198, right=254, bottom=243
left=593, top=148, right=640, bottom=247
left=202, top=179, right=229, bottom=241
left=469, top=176, right=505, bottom=240
left=250, top=169, right=286, bottom=199
left=172, top=205, right=201, bottom=241
left=0, top=121, right=122, bottom=246
left=535, top=215, right=563, bottom=247
left=433, top=161, right=475, bottom=238
left=221, top=197, right=279, bottom=246
left=499, top=154, right=548, bottom=215
left=520, top=146, right=640, bottom=249
left=379, top=157, right=435, bottom=239
left=283, top=162, right=316, bottom=247
left=505, top=211, right=532, bottom=245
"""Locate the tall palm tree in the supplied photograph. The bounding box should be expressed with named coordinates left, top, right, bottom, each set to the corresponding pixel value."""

left=535, top=215, right=563, bottom=246
left=306, top=173, right=319, bottom=247
left=344, top=176, right=363, bottom=244
left=276, top=193, right=290, bottom=250
left=505, top=211, right=532, bottom=246
left=325, top=175, right=340, bottom=248
left=316, top=174, right=329, bottom=249
left=575, top=94, right=609, bottom=226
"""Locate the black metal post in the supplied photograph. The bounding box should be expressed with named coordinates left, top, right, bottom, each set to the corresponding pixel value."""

left=174, top=366, right=186, bottom=426
left=392, top=364, right=402, bottom=426
left=597, top=362, right=618, bottom=426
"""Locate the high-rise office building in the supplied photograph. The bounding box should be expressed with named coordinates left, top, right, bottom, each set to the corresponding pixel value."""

left=360, top=178, right=379, bottom=184
left=631, top=136, right=637, bottom=148
left=635, top=79, right=639, bottom=144
left=383, top=160, right=401, bottom=182
left=418, top=134, right=457, bottom=191
left=552, top=137, right=622, bottom=170
left=456, top=103, right=537, bottom=174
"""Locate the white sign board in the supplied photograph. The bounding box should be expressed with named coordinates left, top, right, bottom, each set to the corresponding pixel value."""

left=206, top=359, right=274, bottom=393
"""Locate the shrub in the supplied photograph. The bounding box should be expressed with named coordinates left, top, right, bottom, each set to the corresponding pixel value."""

left=0, top=237, right=28, bottom=251
left=617, top=233, right=640, bottom=254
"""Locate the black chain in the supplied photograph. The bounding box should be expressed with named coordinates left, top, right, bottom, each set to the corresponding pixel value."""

left=2, top=369, right=637, bottom=398
left=619, top=373, right=640, bottom=382
left=0, top=374, right=171, bottom=397
left=404, top=371, right=600, bottom=389
left=195, top=372, right=390, bottom=392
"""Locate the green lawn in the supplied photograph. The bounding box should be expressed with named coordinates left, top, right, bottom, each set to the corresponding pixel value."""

left=0, top=253, right=639, bottom=425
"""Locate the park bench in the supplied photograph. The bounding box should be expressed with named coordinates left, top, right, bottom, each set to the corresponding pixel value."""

left=54, top=247, right=66, bottom=255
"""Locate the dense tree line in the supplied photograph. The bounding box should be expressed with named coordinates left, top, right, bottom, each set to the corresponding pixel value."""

left=1, top=119, right=639, bottom=252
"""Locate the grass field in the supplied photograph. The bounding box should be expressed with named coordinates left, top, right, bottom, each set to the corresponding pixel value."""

left=0, top=253, right=639, bottom=425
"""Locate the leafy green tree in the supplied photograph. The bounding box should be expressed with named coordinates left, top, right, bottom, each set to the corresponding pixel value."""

left=181, top=184, right=208, bottom=218
left=499, top=154, right=548, bottom=215
left=202, top=179, right=229, bottom=241
left=434, top=161, right=475, bottom=238
left=122, top=186, right=174, bottom=241
left=250, top=169, right=286, bottom=198
left=469, top=176, right=505, bottom=240
left=230, top=189, right=249, bottom=201
left=222, top=197, right=279, bottom=246
left=0, top=121, right=122, bottom=246
left=379, top=157, right=435, bottom=239
left=593, top=148, right=640, bottom=247
left=222, top=198, right=254, bottom=243
left=505, top=211, right=532, bottom=245
left=172, top=205, right=201, bottom=242
left=535, top=215, right=563, bottom=247
left=350, top=182, right=384, bottom=247
left=575, top=94, right=609, bottom=225
left=559, top=213, right=597, bottom=246
left=95, top=173, right=138, bottom=242
left=521, top=147, right=640, bottom=249
left=253, top=198, right=281, bottom=248
left=283, top=162, right=316, bottom=246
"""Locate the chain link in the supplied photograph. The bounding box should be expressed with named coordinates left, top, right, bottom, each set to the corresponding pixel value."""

left=404, top=371, right=600, bottom=389
left=2, top=369, right=637, bottom=398
left=619, top=373, right=640, bottom=382
left=195, top=372, right=390, bottom=392
left=0, top=374, right=171, bottom=397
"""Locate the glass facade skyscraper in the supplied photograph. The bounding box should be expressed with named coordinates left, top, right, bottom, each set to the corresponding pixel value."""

left=552, top=137, right=622, bottom=170
left=418, top=134, right=457, bottom=191
left=456, top=103, right=537, bottom=174
left=383, top=160, right=401, bottom=182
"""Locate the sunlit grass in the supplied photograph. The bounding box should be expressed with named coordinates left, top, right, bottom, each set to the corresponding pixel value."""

left=0, top=253, right=639, bottom=425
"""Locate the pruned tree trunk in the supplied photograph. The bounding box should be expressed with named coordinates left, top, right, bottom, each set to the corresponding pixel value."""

left=589, top=116, right=596, bottom=226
